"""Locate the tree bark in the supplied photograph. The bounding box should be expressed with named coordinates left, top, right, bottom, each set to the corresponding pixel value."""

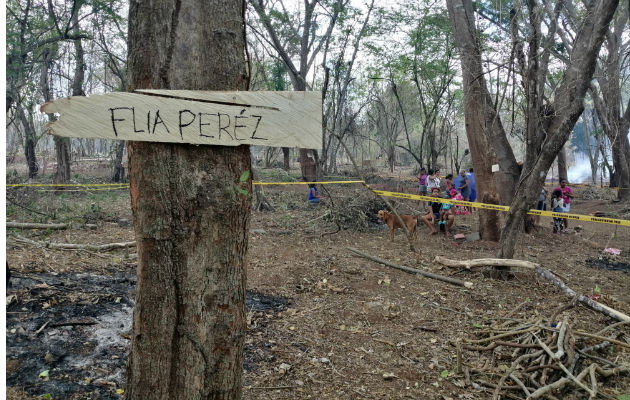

left=556, top=146, right=568, bottom=181
left=17, top=104, right=38, bottom=179
left=125, top=0, right=250, bottom=399
left=111, top=140, right=126, bottom=182
left=446, top=0, right=505, bottom=240
left=282, top=147, right=290, bottom=171
left=498, top=0, right=619, bottom=258
left=598, top=6, right=630, bottom=201
left=41, top=44, right=71, bottom=187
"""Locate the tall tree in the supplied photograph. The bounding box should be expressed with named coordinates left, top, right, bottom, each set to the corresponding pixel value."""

left=322, top=0, right=375, bottom=174
left=446, top=0, right=519, bottom=241
left=590, top=5, right=630, bottom=200
left=125, top=0, right=251, bottom=398
left=497, top=0, right=619, bottom=257
left=250, top=0, right=345, bottom=180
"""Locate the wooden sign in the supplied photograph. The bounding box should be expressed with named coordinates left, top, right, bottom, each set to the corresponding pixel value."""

left=41, top=90, right=322, bottom=149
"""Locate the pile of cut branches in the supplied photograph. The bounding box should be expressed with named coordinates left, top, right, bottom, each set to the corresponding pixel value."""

left=324, top=191, right=387, bottom=231
left=578, top=186, right=617, bottom=201
left=458, top=315, right=630, bottom=399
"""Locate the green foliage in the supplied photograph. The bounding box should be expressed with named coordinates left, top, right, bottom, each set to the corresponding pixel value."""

left=239, top=170, right=251, bottom=182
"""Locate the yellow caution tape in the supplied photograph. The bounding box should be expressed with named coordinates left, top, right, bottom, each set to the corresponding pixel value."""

left=252, top=180, right=365, bottom=185
left=371, top=189, right=630, bottom=227
left=7, top=183, right=130, bottom=187
left=38, top=186, right=129, bottom=192
left=8, top=180, right=365, bottom=188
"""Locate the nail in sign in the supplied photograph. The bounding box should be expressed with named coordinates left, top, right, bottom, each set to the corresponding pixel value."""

left=41, top=90, right=322, bottom=149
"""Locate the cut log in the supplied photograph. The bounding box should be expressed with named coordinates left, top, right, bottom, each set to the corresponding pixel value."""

left=7, top=222, right=68, bottom=230
left=348, top=247, right=473, bottom=288
left=434, top=256, right=538, bottom=269
left=433, top=256, right=630, bottom=322
left=10, top=234, right=136, bottom=252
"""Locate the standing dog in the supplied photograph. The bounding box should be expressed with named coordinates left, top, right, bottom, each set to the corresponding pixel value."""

left=377, top=210, right=417, bottom=241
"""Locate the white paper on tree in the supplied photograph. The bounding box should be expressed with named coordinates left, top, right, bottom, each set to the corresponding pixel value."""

left=41, top=90, right=322, bottom=149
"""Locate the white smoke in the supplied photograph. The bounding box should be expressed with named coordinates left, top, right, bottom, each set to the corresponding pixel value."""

left=568, top=153, right=594, bottom=184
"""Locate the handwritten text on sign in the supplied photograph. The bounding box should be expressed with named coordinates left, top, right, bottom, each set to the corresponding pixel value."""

left=41, top=90, right=322, bottom=149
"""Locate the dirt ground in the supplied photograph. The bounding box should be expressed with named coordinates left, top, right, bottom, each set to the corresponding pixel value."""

left=5, top=166, right=630, bottom=399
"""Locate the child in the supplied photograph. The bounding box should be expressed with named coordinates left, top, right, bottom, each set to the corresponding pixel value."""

left=551, top=189, right=565, bottom=233
left=439, top=192, right=455, bottom=235
left=450, top=189, right=468, bottom=216
left=421, top=188, right=442, bottom=235
left=427, top=169, right=441, bottom=191
left=308, top=184, right=324, bottom=205
left=444, top=174, right=454, bottom=192
left=418, top=168, right=428, bottom=196
left=534, top=187, right=547, bottom=226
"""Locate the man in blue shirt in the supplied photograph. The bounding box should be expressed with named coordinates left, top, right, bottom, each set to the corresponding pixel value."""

left=467, top=168, right=476, bottom=202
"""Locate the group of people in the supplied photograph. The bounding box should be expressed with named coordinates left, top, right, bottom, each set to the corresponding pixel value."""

left=420, top=187, right=456, bottom=235
left=418, top=168, right=476, bottom=203
left=536, top=178, right=573, bottom=233
left=415, top=167, right=478, bottom=236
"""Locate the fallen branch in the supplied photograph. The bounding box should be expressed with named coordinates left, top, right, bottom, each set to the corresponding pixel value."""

left=533, top=333, right=595, bottom=397
left=535, top=267, right=630, bottom=322
left=7, top=222, right=68, bottom=230
left=49, top=320, right=99, bottom=328
left=10, top=234, right=136, bottom=252
left=348, top=247, right=473, bottom=288
left=433, top=256, right=630, bottom=322
left=434, top=256, right=539, bottom=270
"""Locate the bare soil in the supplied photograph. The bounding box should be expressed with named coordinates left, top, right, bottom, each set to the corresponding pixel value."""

left=5, top=166, right=630, bottom=399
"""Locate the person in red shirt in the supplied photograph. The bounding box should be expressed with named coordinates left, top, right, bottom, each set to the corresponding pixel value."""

left=553, top=178, right=573, bottom=230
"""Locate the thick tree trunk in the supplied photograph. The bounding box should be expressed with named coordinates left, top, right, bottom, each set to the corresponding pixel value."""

left=41, top=44, right=71, bottom=186
left=111, top=140, right=126, bottom=182
left=300, top=149, right=317, bottom=181
left=282, top=147, right=290, bottom=171
left=610, top=135, right=630, bottom=200
left=498, top=0, right=619, bottom=258
left=125, top=0, right=250, bottom=399
left=446, top=0, right=504, bottom=240
left=53, top=137, right=71, bottom=184
left=556, top=147, right=568, bottom=181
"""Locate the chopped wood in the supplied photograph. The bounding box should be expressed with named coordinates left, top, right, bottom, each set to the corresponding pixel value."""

left=7, top=222, right=68, bottom=230
left=533, top=333, right=595, bottom=397
left=348, top=247, right=473, bottom=288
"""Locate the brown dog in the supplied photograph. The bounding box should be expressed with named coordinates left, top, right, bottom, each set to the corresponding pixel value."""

left=377, top=210, right=417, bottom=241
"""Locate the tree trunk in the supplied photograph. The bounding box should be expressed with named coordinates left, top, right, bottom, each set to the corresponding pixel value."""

left=557, top=146, right=568, bottom=181
left=282, top=147, right=290, bottom=171
left=446, top=0, right=503, bottom=240
left=53, top=6, right=85, bottom=185
left=17, top=104, right=38, bottom=179
left=498, top=0, right=619, bottom=258
left=299, top=149, right=317, bottom=181
left=111, top=140, right=126, bottom=182
left=125, top=0, right=250, bottom=398
left=609, top=135, right=630, bottom=200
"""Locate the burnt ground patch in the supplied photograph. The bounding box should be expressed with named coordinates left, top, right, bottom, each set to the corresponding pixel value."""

left=586, top=256, right=630, bottom=274
left=6, top=270, right=290, bottom=399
